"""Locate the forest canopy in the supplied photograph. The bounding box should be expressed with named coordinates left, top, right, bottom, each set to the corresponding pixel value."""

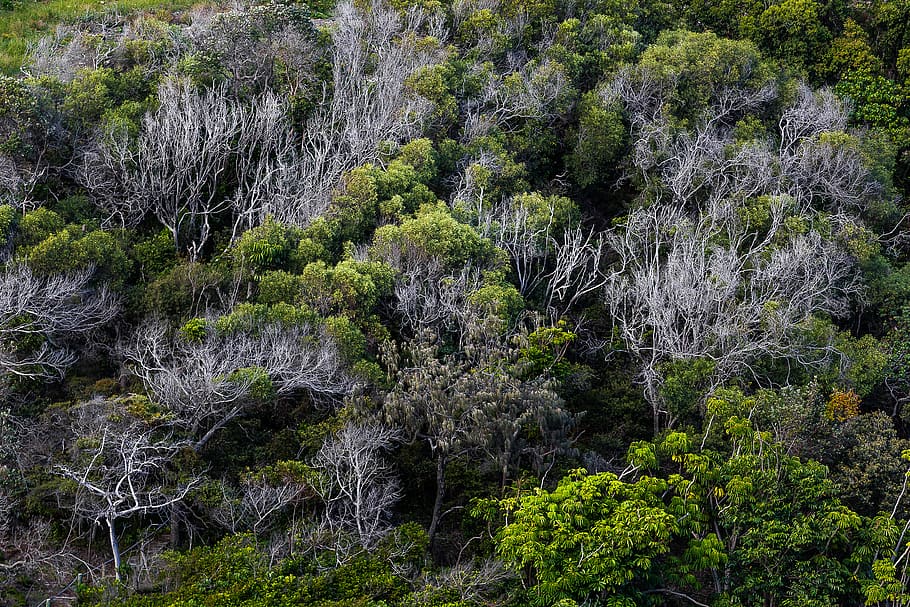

left=0, top=0, right=910, bottom=605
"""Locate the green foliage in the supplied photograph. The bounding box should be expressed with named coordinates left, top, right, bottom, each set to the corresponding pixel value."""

left=748, top=0, right=831, bottom=71
left=0, top=203, right=13, bottom=242
left=14, top=207, right=63, bottom=247
left=296, top=258, right=395, bottom=318
left=372, top=203, right=492, bottom=268
left=569, top=91, right=626, bottom=188
left=493, top=470, right=679, bottom=605
left=638, top=30, right=770, bottom=121
left=131, top=229, right=178, bottom=279
left=467, top=272, right=524, bottom=322
left=257, top=269, right=303, bottom=306
left=836, top=332, right=888, bottom=397
left=835, top=70, right=910, bottom=148
left=82, top=532, right=416, bottom=607
left=228, top=366, right=275, bottom=402
left=234, top=218, right=303, bottom=274
left=324, top=314, right=368, bottom=362
left=179, top=317, right=207, bottom=342
left=142, top=262, right=232, bottom=321
left=214, top=302, right=318, bottom=335
left=0, top=75, right=43, bottom=154
left=19, top=224, right=131, bottom=283
left=518, top=321, right=577, bottom=378
left=823, top=19, right=881, bottom=78
left=657, top=358, right=716, bottom=424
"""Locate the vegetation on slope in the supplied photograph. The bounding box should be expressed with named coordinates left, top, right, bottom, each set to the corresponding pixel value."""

left=0, top=0, right=908, bottom=605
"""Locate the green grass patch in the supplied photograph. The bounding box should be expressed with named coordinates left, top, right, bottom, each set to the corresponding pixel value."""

left=0, top=0, right=198, bottom=74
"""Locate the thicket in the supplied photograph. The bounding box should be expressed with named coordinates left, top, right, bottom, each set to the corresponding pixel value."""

left=0, top=0, right=909, bottom=605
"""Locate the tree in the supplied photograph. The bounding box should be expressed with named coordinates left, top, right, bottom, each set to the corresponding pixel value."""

left=602, top=71, right=880, bottom=433
left=77, top=80, right=250, bottom=258
left=489, top=417, right=882, bottom=607
left=603, top=199, right=860, bottom=433
left=313, top=422, right=401, bottom=558
left=51, top=397, right=201, bottom=581
left=489, top=470, right=684, bottom=607
left=0, top=264, right=119, bottom=382
left=276, top=0, right=445, bottom=225
left=211, top=461, right=313, bottom=544
left=654, top=422, right=873, bottom=606
left=382, top=319, right=574, bottom=547
left=121, top=319, right=353, bottom=452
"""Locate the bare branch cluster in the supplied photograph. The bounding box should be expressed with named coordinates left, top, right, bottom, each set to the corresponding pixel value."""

left=604, top=200, right=862, bottom=432
left=121, top=320, right=354, bottom=450
left=393, top=259, right=483, bottom=337
left=285, top=0, right=445, bottom=223
left=0, top=265, right=119, bottom=381
left=212, top=470, right=311, bottom=539
left=610, top=74, right=881, bottom=215
left=76, top=80, right=254, bottom=257
left=314, top=422, right=401, bottom=556
left=413, top=558, right=514, bottom=606
left=462, top=59, right=572, bottom=141
left=53, top=397, right=200, bottom=580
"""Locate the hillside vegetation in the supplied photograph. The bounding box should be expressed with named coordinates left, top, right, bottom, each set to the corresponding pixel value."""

left=0, top=0, right=909, bottom=605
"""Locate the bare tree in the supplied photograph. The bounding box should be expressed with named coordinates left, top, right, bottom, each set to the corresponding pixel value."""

left=190, top=1, right=318, bottom=96
left=0, top=153, right=45, bottom=212
left=226, top=92, right=319, bottom=240
left=600, top=72, right=884, bottom=433
left=52, top=397, right=200, bottom=581
left=76, top=1, right=443, bottom=241
left=603, top=200, right=861, bottom=434
left=609, top=74, right=881, bottom=217
left=212, top=466, right=311, bottom=540
left=463, top=191, right=578, bottom=299
left=121, top=320, right=354, bottom=451
left=413, top=558, right=514, bottom=605
left=76, top=80, right=249, bottom=258
left=313, top=422, right=401, bottom=557
left=392, top=258, right=483, bottom=337
left=461, top=59, right=573, bottom=142
left=0, top=410, right=80, bottom=590
left=544, top=226, right=608, bottom=318
left=277, top=0, right=444, bottom=224
left=26, top=22, right=121, bottom=81
left=0, top=265, right=119, bottom=381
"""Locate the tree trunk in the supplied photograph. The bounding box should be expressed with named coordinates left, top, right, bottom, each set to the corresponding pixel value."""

left=428, top=454, right=447, bottom=549
left=643, top=376, right=662, bottom=437
left=170, top=503, right=181, bottom=549
left=107, top=517, right=122, bottom=582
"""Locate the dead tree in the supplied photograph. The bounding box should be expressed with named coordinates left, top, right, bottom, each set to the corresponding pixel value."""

left=277, top=0, right=444, bottom=225
left=121, top=320, right=354, bottom=451
left=0, top=265, right=119, bottom=381
left=603, top=201, right=861, bottom=434
left=313, top=422, right=401, bottom=559
left=609, top=73, right=880, bottom=217
left=212, top=466, right=311, bottom=541
left=53, top=397, right=200, bottom=581
left=601, top=72, right=884, bottom=433
left=76, top=80, right=247, bottom=258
